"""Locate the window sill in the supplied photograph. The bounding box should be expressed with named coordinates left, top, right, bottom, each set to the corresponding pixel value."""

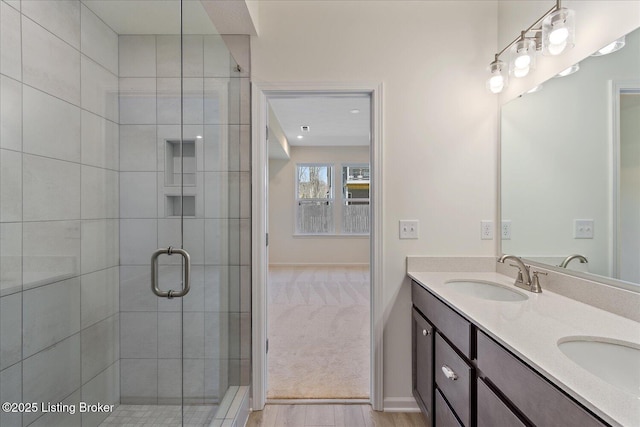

left=293, top=233, right=369, bottom=238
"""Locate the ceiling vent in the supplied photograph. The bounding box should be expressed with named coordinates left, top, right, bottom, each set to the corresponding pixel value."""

left=301, top=125, right=310, bottom=132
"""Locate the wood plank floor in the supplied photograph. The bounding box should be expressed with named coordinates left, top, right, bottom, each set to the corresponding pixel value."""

left=246, top=404, right=427, bottom=427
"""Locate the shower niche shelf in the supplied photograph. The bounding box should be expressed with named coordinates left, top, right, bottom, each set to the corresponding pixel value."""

left=165, top=195, right=196, bottom=218
left=165, top=139, right=196, bottom=186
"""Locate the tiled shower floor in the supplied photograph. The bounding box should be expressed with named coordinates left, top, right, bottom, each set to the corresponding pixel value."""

left=99, top=404, right=217, bottom=426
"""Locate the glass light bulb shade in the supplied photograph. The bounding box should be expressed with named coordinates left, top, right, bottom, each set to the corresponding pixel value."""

left=513, top=66, right=530, bottom=78
left=555, top=63, right=580, bottom=77
left=591, top=35, right=626, bottom=56
left=526, top=84, right=543, bottom=94
left=486, top=59, right=508, bottom=94
left=542, top=8, right=575, bottom=56
left=510, top=39, right=537, bottom=77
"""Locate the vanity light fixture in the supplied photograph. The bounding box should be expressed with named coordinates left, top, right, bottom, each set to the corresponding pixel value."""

left=486, top=0, right=575, bottom=93
left=591, top=35, right=625, bottom=56
left=555, top=63, right=580, bottom=77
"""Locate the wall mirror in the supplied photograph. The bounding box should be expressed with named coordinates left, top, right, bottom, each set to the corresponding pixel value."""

left=501, top=26, right=640, bottom=291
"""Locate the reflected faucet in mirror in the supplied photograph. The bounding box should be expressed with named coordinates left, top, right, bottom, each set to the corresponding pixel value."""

left=559, top=254, right=588, bottom=268
left=497, top=254, right=542, bottom=293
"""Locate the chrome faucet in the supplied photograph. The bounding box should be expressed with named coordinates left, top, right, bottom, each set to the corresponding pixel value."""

left=559, top=254, right=588, bottom=268
left=497, top=254, right=541, bottom=293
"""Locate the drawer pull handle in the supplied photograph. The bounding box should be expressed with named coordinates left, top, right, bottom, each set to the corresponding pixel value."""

left=441, top=365, right=458, bottom=381
left=422, top=329, right=430, bottom=336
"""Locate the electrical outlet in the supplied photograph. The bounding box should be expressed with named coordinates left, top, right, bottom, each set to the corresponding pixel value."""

left=574, top=219, right=594, bottom=239
left=501, top=220, right=511, bottom=240
left=399, top=220, right=419, bottom=239
left=480, top=220, right=493, bottom=240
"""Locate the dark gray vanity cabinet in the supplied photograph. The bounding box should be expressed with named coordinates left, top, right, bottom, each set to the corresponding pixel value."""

left=412, top=281, right=474, bottom=427
left=412, top=308, right=434, bottom=424
left=411, top=280, right=609, bottom=427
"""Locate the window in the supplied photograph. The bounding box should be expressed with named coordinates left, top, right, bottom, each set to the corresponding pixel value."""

left=296, top=164, right=334, bottom=234
left=342, top=164, right=370, bottom=234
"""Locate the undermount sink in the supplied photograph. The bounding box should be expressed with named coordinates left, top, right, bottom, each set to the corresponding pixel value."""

left=445, top=280, right=528, bottom=302
left=558, top=337, right=640, bottom=397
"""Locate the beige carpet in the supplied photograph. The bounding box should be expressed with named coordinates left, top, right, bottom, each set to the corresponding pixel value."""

left=267, top=266, right=370, bottom=399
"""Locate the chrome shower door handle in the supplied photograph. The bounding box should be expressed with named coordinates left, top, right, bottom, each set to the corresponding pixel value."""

left=150, top=247, right=191, bottom=298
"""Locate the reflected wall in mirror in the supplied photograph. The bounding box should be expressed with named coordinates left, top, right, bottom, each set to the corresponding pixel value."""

left=501, top=26, right=640, bottom=289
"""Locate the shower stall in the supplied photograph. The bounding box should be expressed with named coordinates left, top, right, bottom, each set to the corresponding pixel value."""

left=0, top=1, right=251, bottom=425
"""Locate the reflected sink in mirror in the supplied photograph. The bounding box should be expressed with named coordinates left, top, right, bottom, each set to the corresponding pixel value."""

left=445, top=280, right=528, bottom=302
left=558, top=337, right=640, bottom=397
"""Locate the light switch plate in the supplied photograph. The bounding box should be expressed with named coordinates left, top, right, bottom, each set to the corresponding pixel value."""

left=574, top=219, right=594, bottom=239
left=399, top=220, right=419, bottom=239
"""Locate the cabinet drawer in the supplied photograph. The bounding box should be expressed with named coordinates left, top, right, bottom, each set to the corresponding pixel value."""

left=435, top=389, right=462, bottom=427
left=477, top=332, right=605, bottom=427
left=412, top=308, right=434, bottom=422
left=435, top=333, right=473, bottom=427
left=477, top=378, right=527, bottom=427
left=412, top=281, right=473, bottom=357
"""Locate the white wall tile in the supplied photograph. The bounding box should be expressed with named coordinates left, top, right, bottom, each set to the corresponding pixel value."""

left=182, top=265, right=205, bottom=312
left=22, top=334, right=81, bottom=423
left=119, top=35, right=156, bottom=77
left=81, top=165, right=119, bottom=220
left=3, top=0, right=20, bottom=11
left=228, top=77, right=250, bottom=126
left=183, top=358, right=205, bottom=402
left=119, top=219, right=157, bottom=265
left=204, top=358, right=221, bottom=401
left=22, top=277, right=81, bottom=358
left=0, top=76, right=22, bottom=151
left=204, top=266, right=229, bottom=314
left=81, top=361, right=119, bottom=427
left=204, top=219, right=229, bottom=266
left=0, top=292, right=21, bottom=369
left=183, top=35, right=204, bottom=78
left=81, top=266, right=119, bottom=329
left=120, top=358, right=157, bottom=404
left=23, top=154, right=80, bottom=221
left=0, top=362, right=22, bottom=427
left=156, top=78, right=180, bottom=125
left=204, top=78, right=228, bottom=125
left=81, top=56, right=118, bottom=122
left=119, top=266, right=156, bottom=312
left=22, top=221, right=80, bottom=287
left=22, top=0, right=80, bottom=49
left=184, top=219, right=205, bottom=266
left=157, top=219, right=181, bottom=264
left=81, top=110, right=119, bottom=170
left=184, top=78, right=204, bottom=124
left=158, top=312, right=181, bottom=359
left=80, top=4, right=118, bottom=75
left=22, top=16, right=81, bottom=105
left=204, top=35, right=232, bottom=78
left=29, top=389, right=81, bottom=427
left=0, top=149, right=21, bottom=222
left=1, top=2, right=22, bottom=81
left=119, top=78, right=156, bottom=124
left=120, top=312, right=157, bottom=358
left=158, top=358, right=181, bottom=403
left=23, top=85, right=81, bottom=163
left=81, top=314, right=119, bottom=383
left=120, top=172, right=157, bottom=218
left=0, top=223, right=22, bottom=295
left=81, top=219, right=119, bottom=274
left=156, top=35, right=180, bottom=78
left=203, top=125, right=228, bottom=172
left=221, top=35, right=250, bottom=78
left=183, top=312, right=204, bottom=358
left=204, top=172, right=229, bottom=219
left=119, top=125, right=156, bottom=171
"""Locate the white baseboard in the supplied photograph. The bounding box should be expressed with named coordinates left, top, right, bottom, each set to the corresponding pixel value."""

left=382, top=397, right=420, bottom=413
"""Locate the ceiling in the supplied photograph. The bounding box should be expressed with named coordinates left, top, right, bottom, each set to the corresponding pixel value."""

left=268, top=95, right=371, bottom=147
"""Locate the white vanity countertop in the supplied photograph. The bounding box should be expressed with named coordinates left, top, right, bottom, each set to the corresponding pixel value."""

left=408, top=271, right=640, bottom=427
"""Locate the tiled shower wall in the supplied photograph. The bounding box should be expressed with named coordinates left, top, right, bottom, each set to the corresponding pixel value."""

left=0, top=1, right=120, bottom=426
left=117, top=34, right=251, bottom=405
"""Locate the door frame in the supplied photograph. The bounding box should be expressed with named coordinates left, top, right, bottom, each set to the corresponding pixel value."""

left=251, top=81, right=384, bottom=411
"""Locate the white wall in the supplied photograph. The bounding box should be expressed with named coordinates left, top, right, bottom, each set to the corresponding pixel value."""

left=269, top=146, right=370, bottom=265
left=498, top=1, right=640, bottom=102
left=252, top=1, right=499, bottom=405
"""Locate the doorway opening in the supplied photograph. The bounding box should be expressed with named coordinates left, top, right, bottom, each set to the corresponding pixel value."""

left=266, top=94, right=371, bottom=400
left=251, top=84, right=383, bottom=409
